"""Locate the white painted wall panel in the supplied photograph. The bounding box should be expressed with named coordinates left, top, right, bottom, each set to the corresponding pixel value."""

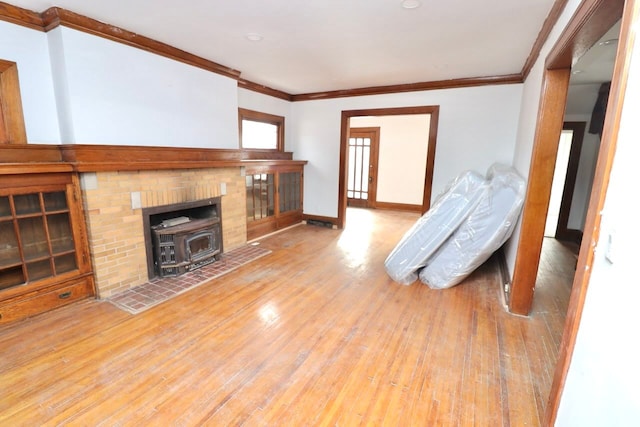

left=291, top=85, right=522, bottom=218
left=55, top=27, right=238, bottom=147
left=0, top=21, right=61, bottom=143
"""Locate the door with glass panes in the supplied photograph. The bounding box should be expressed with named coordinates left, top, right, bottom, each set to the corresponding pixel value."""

left=347, top=127, right=380, bottom=208
left=245, top=166, right=303, bottom=240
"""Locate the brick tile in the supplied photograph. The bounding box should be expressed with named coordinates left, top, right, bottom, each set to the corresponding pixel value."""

left=107, top=245, right=270, bottom=314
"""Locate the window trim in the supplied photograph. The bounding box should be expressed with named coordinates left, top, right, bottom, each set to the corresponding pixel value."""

left=238, top=108, right=284, bottom=151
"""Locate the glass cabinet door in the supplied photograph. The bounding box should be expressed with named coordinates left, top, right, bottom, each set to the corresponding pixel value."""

left=0, top=195, right=23, bottom=290
left=246, top=173, right=275, bottom=222
left=278, top=171, right=302, bottom=214
left=0, top=190, right=77, bottom=291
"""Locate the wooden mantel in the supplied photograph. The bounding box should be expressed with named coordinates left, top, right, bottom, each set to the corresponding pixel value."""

left=0, top=144, right=307, bottom=174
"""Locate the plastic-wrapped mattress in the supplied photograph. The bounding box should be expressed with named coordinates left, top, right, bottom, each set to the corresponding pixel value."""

left=419, top=164, right=526, bottom=289
left=384, top=170, right=488, bottom=285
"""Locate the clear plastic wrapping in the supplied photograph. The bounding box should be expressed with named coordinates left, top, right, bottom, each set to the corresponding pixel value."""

left=418, top=163, right=526, bottom=289
left=384, top=170, right=488, bottom=285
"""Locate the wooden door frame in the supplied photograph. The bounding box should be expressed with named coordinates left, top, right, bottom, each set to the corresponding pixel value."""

left=509, top=0, right=625, bottom=314
left=504, top=0, right=635, bottom=423
left=554, top=121, right=587, bottom=243
left=338, top=106, right=439, bottom=229
left=347, top=127, right=380, bottom=209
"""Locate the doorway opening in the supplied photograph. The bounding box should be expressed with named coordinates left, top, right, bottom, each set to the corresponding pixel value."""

left=338, top=106, right=439, bottom=229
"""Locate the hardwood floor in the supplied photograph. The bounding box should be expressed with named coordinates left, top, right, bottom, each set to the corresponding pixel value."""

left=0, top=209, right=572, bottom=426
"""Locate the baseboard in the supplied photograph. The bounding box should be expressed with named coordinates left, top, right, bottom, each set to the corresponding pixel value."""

left=374, top=201, right=422, bottom=213
left=247, top=222, right=304, bottom=243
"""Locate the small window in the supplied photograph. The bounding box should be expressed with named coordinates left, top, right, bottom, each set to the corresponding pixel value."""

left=238, top=108, right=284, bottom=151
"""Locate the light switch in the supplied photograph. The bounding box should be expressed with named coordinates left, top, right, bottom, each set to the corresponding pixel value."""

left=131, top=191, right=142, bottom=210
left=605, top=231, right=615, bottom=264
left=220, top=182, right=227, bottom=195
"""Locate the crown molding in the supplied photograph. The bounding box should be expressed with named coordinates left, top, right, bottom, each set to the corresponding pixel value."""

left=237, top=78, right=292, bottom=101
left=0, top=1, right=44, bottom=30
left=291, top=74, right=523, bottom=102
left=521, top=0, right=571, bottom=79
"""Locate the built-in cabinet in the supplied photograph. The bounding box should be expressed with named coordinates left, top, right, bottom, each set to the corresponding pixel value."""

left=245, top=163, right=304, bottom=240
left=0, top=172, right=94, bottom=324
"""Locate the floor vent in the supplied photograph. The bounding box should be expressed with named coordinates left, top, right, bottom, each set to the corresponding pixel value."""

left=307, top=219, right=334, bottom=229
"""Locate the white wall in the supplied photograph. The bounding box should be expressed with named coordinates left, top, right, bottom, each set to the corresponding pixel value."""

left=350, top=115, right=430, bottom=205
left=556, top=20, right=640, bottom=425
left=0, top=21, right=61, bottom=143
left=51, top=27, right=239, bottom=147
left=564, top=114, right=600, bottom=231
left=1, top=21, right=241, bottom=148
left=237, top=88, right=293, bottom=151
left=291, top=85, right=522, bottom=218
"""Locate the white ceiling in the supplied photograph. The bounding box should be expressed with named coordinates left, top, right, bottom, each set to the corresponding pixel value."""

left=8, top=0, right=558, bottom=94
left=566, top=20, right=620, bottom=115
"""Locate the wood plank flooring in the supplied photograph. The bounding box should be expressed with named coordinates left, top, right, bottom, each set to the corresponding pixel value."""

left=0, top=209, right=573, bottom=426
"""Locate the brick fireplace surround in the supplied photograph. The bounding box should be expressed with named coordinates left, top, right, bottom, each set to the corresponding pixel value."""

left=81, top=167, right=247, bottom=298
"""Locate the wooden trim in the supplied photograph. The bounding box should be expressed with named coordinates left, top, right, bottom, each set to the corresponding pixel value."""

left=292, top=74, right=522, bottom=102
left=545, top=0, right=638, bottom=424
left=238, top=108, right=285, bottom=151
left=59, top=144, right=302, bottom=171
left=374, top=202, right=422, bottom=213
left=338, top=106, right=438, bottom=229
left=521, top=0, right=571, bottom=79
left=510, top=68, right=571, bottom=316
left=302, top=214, right=339, bottom=227
left=510, top=0, right=624, bottom=316
left=0, top=172, right=71, bottom=191
left=547, top=0, right=625, bottom=70
left=40, top=7, right=240, bottom=80
left=237, top=79, right=292, bottom=101
left=0, top=143, right=63, bottom=162
left=0, top=163, right=74, bottom=175
left=338, top=114, right=349, bottom=229
left=0, top=60, right=27, bottom=144
left=423, top=107, right=439, bottom=214
left=69, top=173, right=94, bottom=276
left=555, top=121, right=586, bottom=240
left=0, top=2, right=44, bottom=31
left=0, top=144, right=306, bottom=173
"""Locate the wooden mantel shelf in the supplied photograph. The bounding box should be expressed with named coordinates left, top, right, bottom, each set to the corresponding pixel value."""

left=0, top=144, right=307, bottom=174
